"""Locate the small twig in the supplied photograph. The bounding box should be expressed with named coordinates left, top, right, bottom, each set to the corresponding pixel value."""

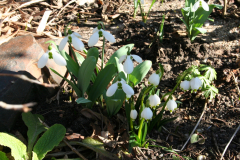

left=15, top=0, right=46, bottom=10
left=47, top=0, right=76, bottom=25
left=0, top=101, right=36, bottom=112
left=220, top=124, right=240, bottom=160
left=136, top=147, right=148, bottom=160
left=38, top=118, right=88, bottom=160
left=0, top=73, right=58, bottom=88
left=181, top=99, right=208, bottom=151
left=231, top=71, right=240, bottom=96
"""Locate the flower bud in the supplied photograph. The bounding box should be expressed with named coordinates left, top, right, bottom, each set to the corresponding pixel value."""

left=141, top=107, right=153, bottom=120
left=148, top=94, right=160, bottom=108
left=130, top=110, right=138, bottom=120
left=180, top=80, right=190, bottom=91
left=190, top=77, right=202, bottom=92
left=148, top=73, right=160, bottom=86
left=167, top=100, right=177, bottom=113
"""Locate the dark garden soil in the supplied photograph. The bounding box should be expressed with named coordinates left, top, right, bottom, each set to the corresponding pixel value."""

left=11, top=0, right=240, bottom=159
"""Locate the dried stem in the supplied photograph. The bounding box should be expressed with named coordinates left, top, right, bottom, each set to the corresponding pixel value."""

left=220, top=124, right=240, bottom=160
left=181, top=99, right=208, bottom=151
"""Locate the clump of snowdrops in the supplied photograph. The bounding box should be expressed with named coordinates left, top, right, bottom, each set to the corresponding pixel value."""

left=37, top=21, right=218, bottom=152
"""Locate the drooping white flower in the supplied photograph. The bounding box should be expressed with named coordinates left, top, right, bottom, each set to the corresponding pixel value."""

left=166, top=100, right=177, bottom=113
left=192, top=0, right=209, bottom=12
left=106, top=79, right=134, bottom=97
left=148, top=94, right=160, bottom=108
left=119, top=54, right=142, bottom=74
left=130, top=110, right=138, bottom=120
left=141, top=107, right=153, bottom=120
left=88, top=27, right=116, bottom=47
left=180, top=80, right=190, bottom=91
left=190, top=77, right=202, bottom=92
left=59, top=32, right=84, bottom=51
left=148, top=73, right=160, bottom=86
left=38, top=47, right=66, bottom=68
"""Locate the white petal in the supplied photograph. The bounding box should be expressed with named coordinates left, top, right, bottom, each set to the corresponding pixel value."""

left=102, top=30, right=116, bottom=43
left=106, top=82, right=118, bottom=97
left=201, top=0, right=209, bottom=11
left=93, top=27, right=99, bottom=33
left=123, top=56, right=134, bottom=74
left=130, top=110, right=138, bottom=120
left=149, top=94, right=160, bottom=107
left=192, top=1, right=200, bottom=12
left=167, top=100, right=177, bottom=112
left=72, top=36, right=84, bottom=51
left=121, top=82, right=134, bottom=96
left=180, top=80, right=190, bottom=91
left=131, top=54, right=142, bottom=63
left=52, top=51, right=67, bottom=66
left=38, top=52, right=49, bottom=68
left=72, top=32, right=82, bottom=38
left=141, top=108, right=153, bottom=120
left=190, top=77, right=202, bottom=90
left=88, top=32, right=99, bottom=47
left=119, top=55, right=127, bottom=63
left=59, top=36, right=68, bottom=51
left=148, top=73, right=160, bottom=86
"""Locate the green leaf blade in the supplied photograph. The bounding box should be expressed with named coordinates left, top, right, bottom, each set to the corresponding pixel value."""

left=77, top=56, right=97, bottom=94
left=33, top=124, right=66, bottom=160
left=0, top=151, right=9, bottom=160
left=22, top=112, right=46, bottom=156
left=0, top=133, right=27, bottom=160
left=129, top=60, right=152, bottom=86
left=88, top=64, right=117, bottom=107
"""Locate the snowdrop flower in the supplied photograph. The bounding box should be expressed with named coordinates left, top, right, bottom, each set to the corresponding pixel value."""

left=148, top=94, right=160, bottom=108
left=106, top=79, right=134, bottom=97
left=88, top=27, right=116, bottom=47
left=59, top=31, right=84, bottom=51
left=38, top=46, right=66, bottom=68
left=119, top=54, right=142, bottom=74
left=180, top=80, right=190, bottom=91
left=148, top=73, right=160, bottom=86
left=130, top=110, right=138, bottom=120
left=167, top=100, right=177, bottom=113
left=192, top=0, right=209, bottom=12
left=141, top=107, right=153, bottom=120
left=190, top=77, right=202, bottom=92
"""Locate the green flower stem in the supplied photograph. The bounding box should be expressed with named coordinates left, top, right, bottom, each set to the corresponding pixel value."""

left=158, top=71, right=189, bottom=125
left=101, top=37, right=105, bottom=70
left=139, top=98, right=144, bottom=124
left=69, top=43, right=79, bottom=68
left=133, top=0, right=139, bottom=18
left=138, top=118, right=145, bottom=140
left=130, top=118, right=134, bottom=131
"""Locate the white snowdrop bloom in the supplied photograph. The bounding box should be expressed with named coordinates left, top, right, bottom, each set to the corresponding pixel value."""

left=130, top=110, right=138, bottom=120
left=180, top=80, right=190, bottom=91
left=167, top=100, right=177, bottom=113
left=148, top=94, right=160, bottom=108
left=141, top=107, right=153, bottom=120
left=119, top=54, right=142, bottom=74
left=38, top=47, right=66, bottom=68
left=59, top=32, right=84, bottom=51
left=106, top=79, right=134, bottom=97
left=192, top=0, right=209, bottom=12
left=88, top=27, right=116, bottom=47
left=190, top=77, right=202, bottom=91
left=148, top=73, right=160, bottom=86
